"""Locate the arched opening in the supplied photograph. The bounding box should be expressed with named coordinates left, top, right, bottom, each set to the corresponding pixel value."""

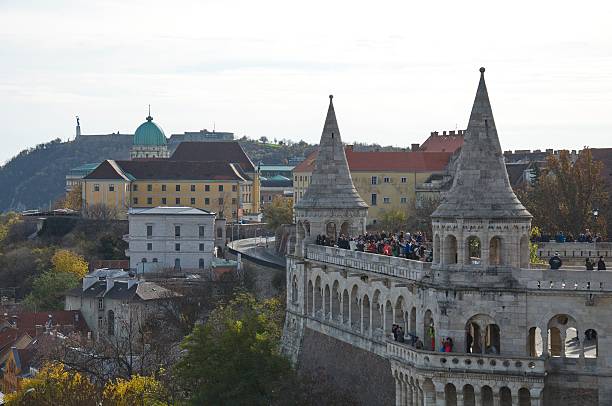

left=303, top=220, right=311, bottom=237
left=565, top=327, right=580, bottom=358
left=324, top=285, right=331, bottom=320
left=500, top=387, right=512, bottom=406
left=424, top=309, right=435, bottom=351
left=528, top=326, right=542, bottom=357
left=314, top=277, right=322, bottom=317
left=466, top=322, right=481, bottom=353
left=422, top=379, right=436, bottom=405
left=350, top=285, right=359, bottom=331
left=307, top=280, right=314, bottom=315
left=291, top=275, right=298, bottom=304
left=485, top=324, right=501, bottom=354
left=445, top=383, right=457, bottom=406
left=340, top=221, right=350, bottom=237
left=443, top=235, right=457, bottom=264
left=489, top=236, right=503, bottom=266
left=463, top=385, right=475, bottom=406
left=409, top=307, right=417, bottom=335
left=520, top=235, right=530, bottom=268
left=584, top=329, right=598, bottom=358
left=331, top=281, right=340, bottom=321
left=434, top=234, right=441, bottom=264
left=465, top=236, right=481, bottom=265
left=481, top=386, right=494, bottom=406
left=342, top=290, right=349, bottom=325
left=326, top=222, right=337, bottom=242
left=107, top=310, right=115, bottom=336
left=362, top=294, right=371, bottom=334
left=394, top=296, right=406, bottom=332
left=549, top=327, right=562, bottom=356
left=518, top=388, right=531, bottom=406
left=385, top=300, right=393, bottom=337
left=371, top=290, right=383, bottom=333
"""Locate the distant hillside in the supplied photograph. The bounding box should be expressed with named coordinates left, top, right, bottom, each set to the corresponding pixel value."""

left=0, top=134, right=408, bottom=212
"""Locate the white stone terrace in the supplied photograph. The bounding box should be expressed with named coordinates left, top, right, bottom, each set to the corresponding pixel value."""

left=306, top=244, right=431, bottom=280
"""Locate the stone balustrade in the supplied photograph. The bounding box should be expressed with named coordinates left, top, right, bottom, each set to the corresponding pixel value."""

left=306, top=244, right=431, bottom=280
left=387, top=341, right=545, bottom=376
left=513, top=268, right=612, bottom=292
left=537, top=242, right=612, bottom=262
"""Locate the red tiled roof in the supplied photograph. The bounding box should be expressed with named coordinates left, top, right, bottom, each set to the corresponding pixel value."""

left=293, top=148, right=452, bottom=173
left=419, top=134, right=464, bottom=153
left=0, top=329, right=22, bottom=351
left=0, top=311, right=90, bottom=337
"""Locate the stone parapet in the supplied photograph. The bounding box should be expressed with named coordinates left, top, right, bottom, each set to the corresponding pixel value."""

left=306, top=244, right=431, bottom=280
left=514, top=268, right=612, bottom=292
left=387, top=341, right=545, bottom=377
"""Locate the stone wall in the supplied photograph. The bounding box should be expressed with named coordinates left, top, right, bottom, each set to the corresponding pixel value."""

left=298, top=327, right=395, bottom=406
left=543, top=373, right=598, bottom=406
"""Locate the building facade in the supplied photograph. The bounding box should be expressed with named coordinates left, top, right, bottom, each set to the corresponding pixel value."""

left=125, top=206, right=220, bottom=272
left=282, top=70, right=612, bottom=405
left=293, top=147, right=453, bottom=226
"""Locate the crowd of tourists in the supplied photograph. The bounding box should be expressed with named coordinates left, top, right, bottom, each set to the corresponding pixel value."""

left=315, top=231, right=432, bottom=261
left=533, top=230, right=605, bottom=243
left=391, top=324, right=456, bottom=353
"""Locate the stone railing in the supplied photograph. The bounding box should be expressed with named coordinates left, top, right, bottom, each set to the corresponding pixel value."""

left=387, top=341, right=545, bottom=376
left=306, top=244, right=431, bottom=280
left=537, top=242, right=612, bottom=260
left=513, top=268, right=612, bottom=292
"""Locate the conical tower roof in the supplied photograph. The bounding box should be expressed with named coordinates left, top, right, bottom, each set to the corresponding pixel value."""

left=295, top=96, right=368, bottom=210
left=432, top=68, right=531, bottom=220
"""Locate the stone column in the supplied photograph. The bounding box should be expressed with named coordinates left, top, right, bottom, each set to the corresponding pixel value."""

left=511, top=394, right=519, bottom=406
left=435, top=391, right=446, bottom=406
left=560, top=329, right=567, bottom=357
left=360, top=299, right=364, bottom=333
left=406, top=381, right=413, bottom=406
left=395, top=377, right=402, bottom=406
left=400, top=379, right=406, bottom=405
left=492, top=393, right=500, bottom=406
left=579, top=337, right=585, bottom=365
left=541, top=328, right=549, bottom=357
left=473, top=391, right=481, bottom=406
left=456, top=391, right=464, bottom=406
left=480, top=330, right=487, bottom=354
left=530, top=397, right=541, bottom=406
left=413, top=384, right=420, bottom=406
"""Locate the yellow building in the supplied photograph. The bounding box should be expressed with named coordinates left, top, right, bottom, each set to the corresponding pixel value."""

left=293, top=146, right=453, bottom=225
left=83, top=159, right=255, bottom=220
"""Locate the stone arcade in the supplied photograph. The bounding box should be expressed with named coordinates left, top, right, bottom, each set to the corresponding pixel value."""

left=282, top=69, right=612, bottom=405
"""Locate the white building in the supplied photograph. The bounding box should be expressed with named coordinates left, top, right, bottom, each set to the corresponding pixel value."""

left=125, top=206, right=221, bottom=272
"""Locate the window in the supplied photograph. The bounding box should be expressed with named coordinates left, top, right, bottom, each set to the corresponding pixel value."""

left=176, top=197, right=181, bottom=205
left=400, top=197, right=407, bottom=204
left=147, top=243, right=152, bottom=251
left=401, top=177, right=407, bottom=183
left=190, top=197, right=196, bottom=205
left=142, top=258, right=147, bottom=263
left=383, top=197, right=391, bottom=204
left=205, top=185, right=210, bottom=192
left=147, top=197, right=153, bottom=204
left=176, top=185, right=181, bottom=192
left=218, top=198, right=224, bottom=205
left=147, top=184, right=152, bottom=192
left=94, top=184, right=100, bottom=192
left=199, top=243, right=205, bottom=251
left=383, top=177, right=390, bottom=183
left=205, top=198, right=210, bottom=205
left=199, top=225, right=205, bottom=238
left=152, top=258, right=158, bottom=263
left=175, top=243, right=180, bottom=251
left=300, top=176, right=303, bottom=181
left=98, top=298, right=104, bottom=310
left=268, top=195, right=272, bottom=201
left=175, top=225, right=181, bottom=238
left=199, top=259, right=205, bottom=269
left=217, top=228, right=223, bottom=238
left=161, top=197, right=167, bottom=205
left=109, top=184, right=115, bottom=192
left=98, top=317, right=103, bottom=330
left=231, top=185, right=237, bottom=192
left=232, top=198, right=237, bottom=205
left=133, top=184, right=138, bottom=191
left=219, top=185, right=224, bottom=192
left=108, top=310, right=115, bottom=336
left=371, top=194, right=377, bottom=206
left=162, top=184, right=166, bottom=191
left=371, top=176, right=378, bottom=185
left=294, top=176, right=298, bottom=181
left=146, top=225, right=153, bottom=238
left=133, top=197, right=138, bottom=205
left=190, top=184, right=196, bottom=192
left=174, top=258, right=181, bottom=269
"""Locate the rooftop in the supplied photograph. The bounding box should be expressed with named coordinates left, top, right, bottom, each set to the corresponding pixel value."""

left=170, top=141, right=255, bottom=172
left=129, top=206, right=214, bottom=216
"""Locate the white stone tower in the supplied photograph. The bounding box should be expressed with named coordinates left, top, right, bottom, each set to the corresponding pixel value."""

left=293, top=95, right=368, bottom=256
left=431, top=67, right=532, bottom=280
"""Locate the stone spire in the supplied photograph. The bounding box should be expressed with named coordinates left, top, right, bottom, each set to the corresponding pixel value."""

left=296, top=95, right=367, bottom=209
left=432, top=68, right=531, bottom=219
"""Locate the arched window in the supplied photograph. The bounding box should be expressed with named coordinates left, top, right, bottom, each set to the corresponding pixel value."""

left=332, top=281, right=340, bottom=321
left=350, top=285, right=359, bottom=331
left=340, top=221, right=350, bottom=237
left=518, top=388, right=531, bottom=406
left=107, top=310, right=115, bottom=336
left=443, top=235, right=457, bottom=264
left=466, top=236, right=481, bottom=265
left=463, top=385, right=475, bottom=406
left=500, top=387, right=512, bottom=406
left=326, top=222, right=337, bottom=241
left=445, top=383, right=457, bottom=406
left=528, top=326, right=543, bottom=357
left=423, top=310, right=435, bottom=350
left=434, top=234, right=441, bottom=264
left=585, top=329, right=598, bottom=358
left=362, top=294, right=371, bottom=333
left=199, top=258, right=205, bottom=269
left=489, top=236, right=502, bottom=266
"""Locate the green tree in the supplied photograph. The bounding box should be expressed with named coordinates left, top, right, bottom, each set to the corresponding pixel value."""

left=262, top=197, right=293, bottom=232
left=379, top=208, right=408, bottom=232
left=175, top=292, right=290, bottom=405
left=23, top=271, right=80, bottom=311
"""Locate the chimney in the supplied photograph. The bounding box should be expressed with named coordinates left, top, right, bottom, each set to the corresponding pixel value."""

left=449, top=130, right=455, bottom=135
left=411, top=143, right=420, bottom=152
left=430, top=131, right=435, bottom=136
left=443, top=131, right=447, bottom=135
left=105, top=277, right=115, bottom=294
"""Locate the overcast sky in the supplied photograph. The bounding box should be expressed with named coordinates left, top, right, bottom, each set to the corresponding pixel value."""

left=1, top=0, right=611, bottom=163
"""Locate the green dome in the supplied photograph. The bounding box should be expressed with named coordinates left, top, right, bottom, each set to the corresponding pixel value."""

left=133, top=115, right=167, bottom=146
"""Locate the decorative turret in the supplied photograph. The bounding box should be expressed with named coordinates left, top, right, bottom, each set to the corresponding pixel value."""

left=431, top=68, right=532, bottom=272
left=130, top=106, right=169, bottom=159
left=293, top=96, right=368, bottom=256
